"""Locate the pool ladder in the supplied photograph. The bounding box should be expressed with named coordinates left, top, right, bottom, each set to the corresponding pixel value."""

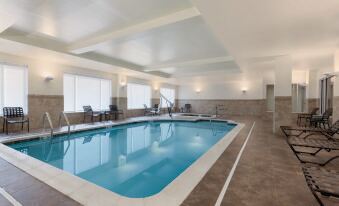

left=58, top=111, right=71, bottom=135
left=43, top=112, right=54, bottom=138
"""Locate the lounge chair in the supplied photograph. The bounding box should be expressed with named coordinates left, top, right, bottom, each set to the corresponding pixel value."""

left=297, top=107, right=319, bottom=126
left=302, top=164, right=339, bottom=206
left=280, top=120, right=339, bottom=140
left=281, top=124, right=339, bottom=166
left=2, top=107, right=29, bottom=134
left=107, top=105, right=124, bottom=120
left=83, top=106, right=103, bottom=123
left=287, top=137, right=339, bottom=165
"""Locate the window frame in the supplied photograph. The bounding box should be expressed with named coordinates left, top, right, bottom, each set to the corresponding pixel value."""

left=0, top=64, right=28, bottom=114
left=63, top=73, right=112, bottom=112
left=127, top=83, right=151, bottom=110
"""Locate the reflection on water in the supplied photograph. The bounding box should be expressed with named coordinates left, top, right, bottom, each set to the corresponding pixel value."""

left=9, top=121, right=234, bottom=198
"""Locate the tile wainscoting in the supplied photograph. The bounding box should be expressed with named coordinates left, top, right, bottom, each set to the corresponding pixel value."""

left=308, top=98, right=319, bottom=113
left=2, top=96, right=314, bottom=134
left=28, top=95, right=64, bottom=129
left=274, top=96, right=296, bottom=133
left=176, top=99, right=266, bottom=116
left=333, top=96, right=339, bottom=122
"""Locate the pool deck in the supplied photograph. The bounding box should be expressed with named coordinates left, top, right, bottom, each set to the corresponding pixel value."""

left=0, top=115, right=336, bottom=205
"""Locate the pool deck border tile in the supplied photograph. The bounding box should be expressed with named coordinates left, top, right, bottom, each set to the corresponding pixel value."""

left=0, top=116, right=243, bottom=206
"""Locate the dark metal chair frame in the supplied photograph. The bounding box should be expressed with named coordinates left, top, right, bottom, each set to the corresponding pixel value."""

left=302, top=165, right=339, bottom=206
left=310, top=108, right=332, bottom=129
left=3, top=107, right=29, bottom=134
left=297, top=107, right=319, bottom=126
left=83, top=106, right=103, bottom=123
left=184, top=104, right=192, bottom=113
left=281, top=122, right=339, bottom=166
left=106, top=105, right=124, bottom=120
left=143, top=104, right=154, bottom=116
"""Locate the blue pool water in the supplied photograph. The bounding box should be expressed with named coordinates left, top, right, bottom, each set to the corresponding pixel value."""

left=8, top=120, right=235, bottom=198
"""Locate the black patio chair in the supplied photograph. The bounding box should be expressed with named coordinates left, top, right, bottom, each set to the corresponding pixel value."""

left=83, top=106, right=103, bottom=123
left=107, top=105, right=124, bottom=120
left=310, top=108, right=332, bottom=129
left=184, top=104, right=192, bottom=113
left=297, top=107, right=319, bottom=126
left=149, top=104, right=161, bottom=116
left=144, top=104, right=153, bottom=116
left=3, top=107, right=29, bottom=134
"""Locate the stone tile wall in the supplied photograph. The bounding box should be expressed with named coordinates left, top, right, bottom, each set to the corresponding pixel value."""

left=28, top=95, right=64, bottom=130
left=308, top=98, right=319, bottom=113
left=176, top=99, right=266, bottom=116
left=274, top=96, right=297, bottom=134
left=332, top=96, right=339, bottom=122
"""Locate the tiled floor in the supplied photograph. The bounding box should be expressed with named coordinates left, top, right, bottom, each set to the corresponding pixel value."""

left=0, top=115, right=337, bottom=205
left=0, top=157, right=81, bottom=206
left=183, top=116, right=337, bottom=206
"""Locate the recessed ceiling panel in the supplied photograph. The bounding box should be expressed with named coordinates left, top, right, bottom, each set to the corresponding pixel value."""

left=160, top=61, right=239, bottom=77
left=93, top=17, right=228, bottom=66
left=0, top=0, right=193, bottom=42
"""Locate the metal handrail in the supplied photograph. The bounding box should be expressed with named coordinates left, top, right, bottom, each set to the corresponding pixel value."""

left=43, top=112, right=54, bottom=137
left=160, top=92, right=174, bottom=118
left=58, top=112, right=71, bottom=135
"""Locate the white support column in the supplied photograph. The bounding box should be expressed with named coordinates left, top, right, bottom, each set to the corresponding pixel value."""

left=274, top=56, right=293, bottom=133
left=333, top=51, right=339, bottom=122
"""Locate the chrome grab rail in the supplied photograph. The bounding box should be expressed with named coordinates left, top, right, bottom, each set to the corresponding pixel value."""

left=58, top=112, right=71, bottom=135
left=160, top=92, right=174, bottom=118
left=43, top=112, right=54, bottom=137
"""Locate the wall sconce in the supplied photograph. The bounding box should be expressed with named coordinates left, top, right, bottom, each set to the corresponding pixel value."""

left=242, top=88, right=247, bottom=93
left=196, top=88, right=201, bottom=94
left=154, top=87, right=158, bottom=92
left=44, top=76, right=54, bottom=82
left=120, top=81, right=126, bottom=87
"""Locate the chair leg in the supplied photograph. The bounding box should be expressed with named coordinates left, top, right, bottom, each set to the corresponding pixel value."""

left=27, top=121, right=30, bottom=133
left=2, top=120, right=4, bottom=133
left=21, top=122, right=24, bottom=131
left=6, top=122, right=8, bottom=135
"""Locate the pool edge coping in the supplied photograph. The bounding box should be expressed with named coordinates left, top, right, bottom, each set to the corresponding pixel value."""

left=0, top=118, right=244, bottom=206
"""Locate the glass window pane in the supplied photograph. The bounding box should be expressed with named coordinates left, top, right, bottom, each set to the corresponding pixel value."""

left=64, top=74, right=112, bottom=112
left=100, top=80, right=111, bottom=110
left=64, top=74, right=75, bottom=112
left=3, top=65, right=27, bottom=111
left=76, top=76, right=101, bottom=111
left=127, top=83, right=151, bottom=109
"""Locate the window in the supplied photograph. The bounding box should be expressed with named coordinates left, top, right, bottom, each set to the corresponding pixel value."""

left=63, top=74, right=111, bottom=112
left=127, top=83, right=151, bottom=109
left=160, top=87, right=175, bottom=108
left=319, top=76, right=334, bottom=114
left=0, top=64, right=28, bottom=114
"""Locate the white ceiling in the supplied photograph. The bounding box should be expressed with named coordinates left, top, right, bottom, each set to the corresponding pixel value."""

left=91, top=17, right=228, bottom=66
left=192, top=0, right=339, bottom=72
left=1, top=0, right=192, bottom=42
left=0, top=0, right=238, bottom=79
left=0, top=0, right=337, bottom=83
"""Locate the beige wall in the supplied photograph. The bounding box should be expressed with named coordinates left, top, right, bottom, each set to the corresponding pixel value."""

left=0, top=52, right=119, bottom=96
left=0, top=52, right=180, bottom=131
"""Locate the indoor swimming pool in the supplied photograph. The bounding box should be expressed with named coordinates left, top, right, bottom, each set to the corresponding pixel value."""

left=7, top=120, right=236, bottom=198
